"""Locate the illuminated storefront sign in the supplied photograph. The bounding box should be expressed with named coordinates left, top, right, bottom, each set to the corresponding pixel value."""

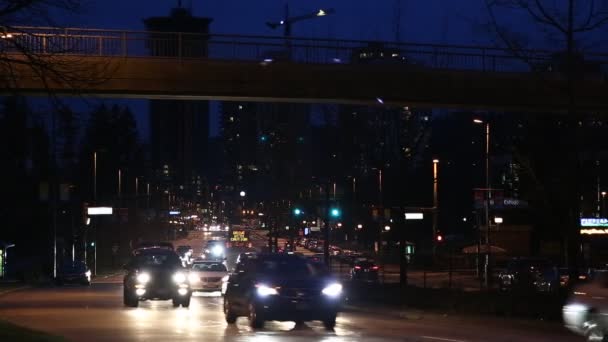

left=581, top=228, right=608, bottom=235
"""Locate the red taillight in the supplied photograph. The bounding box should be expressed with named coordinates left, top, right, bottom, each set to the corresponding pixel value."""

left=372, top=266, right=379, bottom=270
left=354, top=266, right=361, bottom=270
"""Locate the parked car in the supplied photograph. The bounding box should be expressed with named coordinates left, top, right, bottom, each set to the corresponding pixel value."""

left=56, top=261, right=91, bottom=286
left=123, top=248, right=192, bottom=308
left=350, top=259, right=380, bottom=283
left=498, top=257, right=559, bottom=293
left=563, top=271, right=608, bottom=340
left=223, top=253, right=343, bottom=329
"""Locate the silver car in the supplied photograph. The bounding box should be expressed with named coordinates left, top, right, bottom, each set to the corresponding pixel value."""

left=563, top=271, right=608, bottom=341
left=189, top=261, right=229, bottom=292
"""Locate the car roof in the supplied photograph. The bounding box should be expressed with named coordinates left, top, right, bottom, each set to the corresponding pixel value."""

left=134, top=248, right=179, bottom=256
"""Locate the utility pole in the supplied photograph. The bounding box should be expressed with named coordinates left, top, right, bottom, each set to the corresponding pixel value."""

left=51, top=112, right=58, bottom=279
left=324, top=181, right=331, bottom=267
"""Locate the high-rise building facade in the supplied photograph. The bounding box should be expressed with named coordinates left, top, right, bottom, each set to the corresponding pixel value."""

left=145, top=6, right=212, bottom=204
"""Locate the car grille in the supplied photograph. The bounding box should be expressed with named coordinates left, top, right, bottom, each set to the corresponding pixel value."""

left=280, top=288, right=316, bottom=299
left=201, top=277, right=222, bottom=282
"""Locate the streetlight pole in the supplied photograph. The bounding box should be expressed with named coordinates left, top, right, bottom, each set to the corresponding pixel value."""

left=474, top=119, right=491, bottom=288
left=602, top=191, right=606, bottom=217
left=93, top=152, right=97, bottom=203
left=432, top=159, right=439, bottom=257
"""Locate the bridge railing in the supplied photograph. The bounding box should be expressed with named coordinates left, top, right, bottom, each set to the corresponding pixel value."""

left=3, top=26, right=604, bottom=73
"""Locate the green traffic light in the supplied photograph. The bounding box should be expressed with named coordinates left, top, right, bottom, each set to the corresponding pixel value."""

left=330, top=208, right=341, bottom=217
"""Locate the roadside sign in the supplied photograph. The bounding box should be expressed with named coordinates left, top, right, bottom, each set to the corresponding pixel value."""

left=88, top=207, right=113, bottom=215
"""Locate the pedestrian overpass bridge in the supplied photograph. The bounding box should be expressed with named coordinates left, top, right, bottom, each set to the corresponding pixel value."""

left=2, top=26, right=608, bottom=112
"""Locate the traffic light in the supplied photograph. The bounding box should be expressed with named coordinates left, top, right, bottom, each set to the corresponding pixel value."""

left=293, top=208, right=302, bottom=216
left=330, top=208, right=341, bottom=218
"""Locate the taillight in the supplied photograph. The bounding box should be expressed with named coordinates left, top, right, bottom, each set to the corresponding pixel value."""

left=354, top=266, right=361, bottom=270
left=372, top=266, right=379, bottom=270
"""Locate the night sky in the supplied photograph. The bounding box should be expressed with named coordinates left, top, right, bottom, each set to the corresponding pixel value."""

left=59, top=1, right=510, bottom=139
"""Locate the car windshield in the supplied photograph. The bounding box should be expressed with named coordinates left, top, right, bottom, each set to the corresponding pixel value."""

left=192, top=263, right=227, bottom=272
left=254, top=257, right=316, bottom=277
left=62, top=262, right=87, bottom=272
left=134, top=253, right=181, bottom=268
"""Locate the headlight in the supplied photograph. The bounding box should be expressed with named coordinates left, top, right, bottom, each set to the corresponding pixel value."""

left=212, top=245, right=224, bottom=256
left=322, top=283, right=343, bottom=297
left=188, top=273, right=198, bottom=283
left=136, top=272, right=151, bottom=284
left=256, top=284, right=279, bottom=296
left=173, top=272, right=187, bottom=283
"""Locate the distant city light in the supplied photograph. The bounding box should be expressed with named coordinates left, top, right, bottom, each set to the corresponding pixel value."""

left=239, top=191, right=246, bottom=197
left=357, top=224, right=363, bottom=229
left=384, top=225, right=391, bottom=231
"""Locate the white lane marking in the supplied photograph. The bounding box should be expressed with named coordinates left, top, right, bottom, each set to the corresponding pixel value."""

left=420, top=336, right=468, bottom=342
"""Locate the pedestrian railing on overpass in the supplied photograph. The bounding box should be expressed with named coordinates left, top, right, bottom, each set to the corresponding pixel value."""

left=4, top=26, right=605, bottom=74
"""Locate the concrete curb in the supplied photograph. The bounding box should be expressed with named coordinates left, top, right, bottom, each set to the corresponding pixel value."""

left=343, top=304, right=425, bottom=320
left=0, top=285, right=30, bottom=297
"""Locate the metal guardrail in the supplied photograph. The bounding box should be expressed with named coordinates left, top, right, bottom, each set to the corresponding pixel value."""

left=1, top=26, right=606, bottom=73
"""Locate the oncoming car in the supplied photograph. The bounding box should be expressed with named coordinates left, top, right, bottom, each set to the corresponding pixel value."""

left=123, top=248, right=192, bottom=308
left=223, top=253, right=343, bottom=329
left=189, top=261, right=229, bottom=292
left=563, top=271, right=608, bottom=340
left=203, top=240, right=226, bottom=260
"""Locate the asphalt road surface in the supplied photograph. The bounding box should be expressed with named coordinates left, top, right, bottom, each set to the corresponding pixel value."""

left=0, top=280, right=581, bottom=342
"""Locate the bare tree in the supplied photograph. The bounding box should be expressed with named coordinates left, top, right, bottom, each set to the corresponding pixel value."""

left=0, top=1, right=112, bottom=98
left=483, top=0, right=608, bottom=272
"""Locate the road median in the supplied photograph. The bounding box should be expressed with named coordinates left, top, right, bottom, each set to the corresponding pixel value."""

left=0, top=319, right=66, bottom=342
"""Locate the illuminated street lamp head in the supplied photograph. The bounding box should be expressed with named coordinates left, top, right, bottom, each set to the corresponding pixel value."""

left=494, top=217, right=503, bottom=224
left=473, top=119, right=484, bottom=124
left=433, top=159, right=439, bottom=164
left=293, top=208, right=302, bottom=216
left=239, top=191, right=246, bottom=197
left=384, top=225, right=391, bottom=231
left=603, top=191, right=607, bottom=197
left=357, top=224, right=363, bottom=229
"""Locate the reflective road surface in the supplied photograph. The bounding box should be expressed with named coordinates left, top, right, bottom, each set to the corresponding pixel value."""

left=0, top=279, right=581, bottom=342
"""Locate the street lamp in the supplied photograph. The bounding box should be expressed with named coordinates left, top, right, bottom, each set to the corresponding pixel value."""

left=357, top=224, right=363, bottom=230
left=239, top=191, right=246, bottom=197
left=474, top=118, right=491, bottom=289
left=384, top=225, right=391, bottom=231
left=602, top=191, right=607, bottom=217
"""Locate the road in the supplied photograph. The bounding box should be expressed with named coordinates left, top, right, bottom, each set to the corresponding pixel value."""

left=0, top=280, right=580, bottom=342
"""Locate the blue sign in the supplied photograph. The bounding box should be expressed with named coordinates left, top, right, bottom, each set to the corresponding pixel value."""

left=581, top=218, right=608, bottom=227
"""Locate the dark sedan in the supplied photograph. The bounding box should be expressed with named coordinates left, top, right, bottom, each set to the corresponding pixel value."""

left=223, top=253, right=343, bottom=329
left=56, top=261, right=91, bottom=286
left=123, top=248, right=192, bottom=308
left=350, top=260, right=380, bottom=283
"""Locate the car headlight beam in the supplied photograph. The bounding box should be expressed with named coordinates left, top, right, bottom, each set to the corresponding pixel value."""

left=256, top=284, right=279, bottom=297
left=322, top=283, right=343, bottom=297
left=136, top=272, right=151, bottom=284
left=173, top=272, right=187, bottom=284
left=211, top=245, right=224, bottom=256
left=188, top=273, right=198, bottom=283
